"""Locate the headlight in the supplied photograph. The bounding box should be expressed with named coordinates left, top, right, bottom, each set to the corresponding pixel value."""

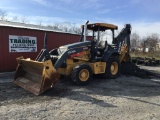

left=59, top=47, right=68, bottom=54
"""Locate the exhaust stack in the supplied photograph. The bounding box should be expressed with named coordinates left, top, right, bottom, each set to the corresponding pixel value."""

left=84, top=20, right=89, bottom=42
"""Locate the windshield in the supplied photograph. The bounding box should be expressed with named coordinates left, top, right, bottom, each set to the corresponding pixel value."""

left=92, top=29, right=113, bottom=44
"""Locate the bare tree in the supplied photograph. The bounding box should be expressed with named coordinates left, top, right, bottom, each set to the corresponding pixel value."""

left=140, top=36, right=150, bottom=53
left=52, top=23, right=62, bottom=31
left=148, top=33, right=159, bottom=52
left=38, top=20, right=43, bottom=26
left=73, top=27, right=81, bottom=34
left=12, top=16, right=19, bottom=22
left=21, top=16, right=29, bottom=23
left=52, top=24, right=60, bottom=30
left=68, top=23, right=81, bottom=34
left=0, top=9, right=7, bottom=21
left=130, top=32, right=140, bottom=48
left=51, top=22, right=81, bottom=34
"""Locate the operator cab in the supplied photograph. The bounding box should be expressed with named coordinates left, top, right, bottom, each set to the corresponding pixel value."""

left=85, top=23, right=118, bottom=59
left=87, top=23, right=118, bottom=44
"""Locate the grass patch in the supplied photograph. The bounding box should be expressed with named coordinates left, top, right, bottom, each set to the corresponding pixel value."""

left=130, top=51, right=160, bottom=60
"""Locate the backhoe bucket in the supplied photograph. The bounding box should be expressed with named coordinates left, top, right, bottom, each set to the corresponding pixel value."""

left=14, top=57, right=60, bottom=95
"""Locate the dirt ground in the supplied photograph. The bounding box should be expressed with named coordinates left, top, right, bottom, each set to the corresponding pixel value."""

left=0, top=66, right=160, bottom=120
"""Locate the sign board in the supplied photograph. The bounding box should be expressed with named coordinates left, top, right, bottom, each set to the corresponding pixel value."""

left=9, top=35, right=37, bottom=52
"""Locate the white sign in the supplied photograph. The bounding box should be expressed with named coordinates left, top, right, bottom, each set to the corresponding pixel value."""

left=9, top=35, right=37, bottom=52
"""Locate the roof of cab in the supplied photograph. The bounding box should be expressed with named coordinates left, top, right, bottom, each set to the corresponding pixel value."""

left=86, top=23, right=118, bottom=31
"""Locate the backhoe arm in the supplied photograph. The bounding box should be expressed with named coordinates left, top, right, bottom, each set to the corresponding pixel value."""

left=114, top=24, right=131, bottom=63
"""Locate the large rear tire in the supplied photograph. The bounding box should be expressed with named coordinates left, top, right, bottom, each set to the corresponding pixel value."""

left=71, top=64, right=93, bottom=85
left=103, top=56, right=120, bottom=79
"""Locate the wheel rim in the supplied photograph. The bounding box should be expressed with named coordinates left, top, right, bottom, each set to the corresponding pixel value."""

left=79, top=69, right=89, bottom=81
left=110, top=62, right=118, bottom=75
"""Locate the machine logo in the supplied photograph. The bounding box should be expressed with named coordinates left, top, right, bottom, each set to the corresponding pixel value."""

left=68, top=50, right=76, bottom=54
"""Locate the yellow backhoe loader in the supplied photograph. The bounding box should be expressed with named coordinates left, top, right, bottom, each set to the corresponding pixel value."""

left=14, top=21, right=131, bottom=95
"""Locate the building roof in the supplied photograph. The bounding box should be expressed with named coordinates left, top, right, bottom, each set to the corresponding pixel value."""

left=0, top=20, right=78, bottom=35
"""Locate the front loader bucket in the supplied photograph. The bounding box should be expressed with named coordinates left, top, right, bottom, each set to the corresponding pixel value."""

left=14, top=57, right=60, bottom=95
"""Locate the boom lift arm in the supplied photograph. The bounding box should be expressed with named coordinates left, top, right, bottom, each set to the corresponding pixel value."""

left=114, top=24, right=131, bottom=62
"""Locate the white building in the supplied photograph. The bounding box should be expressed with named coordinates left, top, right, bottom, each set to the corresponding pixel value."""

left=156, top=42, right=160, bottom=51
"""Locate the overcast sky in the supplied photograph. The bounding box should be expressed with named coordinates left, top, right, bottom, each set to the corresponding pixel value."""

left=0, top=0, right=160, bottom=37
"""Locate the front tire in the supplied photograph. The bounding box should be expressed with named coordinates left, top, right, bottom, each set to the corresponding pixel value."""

left=71, top=64, right=93, bottom=85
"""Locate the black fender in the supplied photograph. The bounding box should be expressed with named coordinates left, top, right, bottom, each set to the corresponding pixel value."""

left=102, top=50, right=119, bottom=62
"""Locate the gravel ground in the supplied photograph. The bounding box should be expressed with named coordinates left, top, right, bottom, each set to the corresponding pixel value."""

left=0, top=66, right=160, bottom=120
